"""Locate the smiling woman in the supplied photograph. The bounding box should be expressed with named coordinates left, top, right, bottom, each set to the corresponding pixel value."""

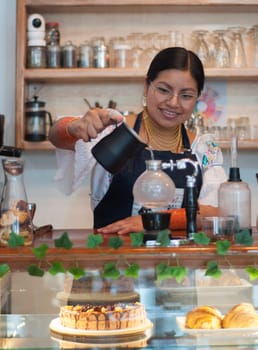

left=48, top=47, right=227, bottom=235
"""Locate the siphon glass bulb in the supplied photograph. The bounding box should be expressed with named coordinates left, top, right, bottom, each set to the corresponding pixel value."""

left=133, top=160, right=175, bottom=209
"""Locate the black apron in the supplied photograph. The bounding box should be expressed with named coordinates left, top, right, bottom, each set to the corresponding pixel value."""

left=94, top=113, right=202, bottom=228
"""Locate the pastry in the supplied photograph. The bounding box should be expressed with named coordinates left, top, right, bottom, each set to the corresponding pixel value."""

left=185, top=305, right=223, bottom=329
left=222, top=303, right=258, bottom=328
left=59, top=302, right=147, bottom=330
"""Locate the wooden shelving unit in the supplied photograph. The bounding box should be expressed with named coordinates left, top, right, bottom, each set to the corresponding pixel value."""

left=16, top=0, right=258, bottom=150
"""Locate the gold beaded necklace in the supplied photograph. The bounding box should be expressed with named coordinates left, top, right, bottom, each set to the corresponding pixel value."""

left=142, top=109, right=182, bottom=153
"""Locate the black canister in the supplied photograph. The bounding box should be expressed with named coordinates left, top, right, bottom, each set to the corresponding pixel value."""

left=25, top=96, right=53, bottom=142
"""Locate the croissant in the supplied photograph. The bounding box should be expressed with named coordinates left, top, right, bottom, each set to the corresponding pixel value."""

left=185, top=305, right=223, bottom=329
left=222, top=303, right=258, bottom=328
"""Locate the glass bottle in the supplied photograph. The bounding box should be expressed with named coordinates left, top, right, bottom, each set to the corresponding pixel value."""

left=45, top=22, right=60, bottom=46
left=218, top=137, right=251, bottom=234
left=0, top=158, right=33, bottom=247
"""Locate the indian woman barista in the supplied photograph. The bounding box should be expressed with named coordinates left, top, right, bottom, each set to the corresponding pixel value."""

left=48, top=47, right=227, bottom=236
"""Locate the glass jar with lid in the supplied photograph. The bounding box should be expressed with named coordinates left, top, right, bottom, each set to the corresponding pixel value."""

left=0, top=158, right=33, bottom=247
left=113, top=38, right=131, bottom=68
left=62, top=40, right=77, bottom=68
left=46, top=22, right=60, bottom=45
left=78, top=40, right=92, bottom=68
left=91, top=36, right=109, bottom=68
left=27, top=40, right=47, bottom=68
left=47, top=42, right=61, bottom=68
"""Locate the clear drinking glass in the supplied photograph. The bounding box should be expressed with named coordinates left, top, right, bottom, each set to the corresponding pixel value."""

left=214, top=30, right=230, bottom=68
left=228, top=27, right=246, bottom=68
left=192, top=30, right=210, bottom=67
left=127, top=32, right=145, bottom=68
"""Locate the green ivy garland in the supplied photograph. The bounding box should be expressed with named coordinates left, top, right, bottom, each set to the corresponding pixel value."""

left=0, top=229, right=257, bottom=283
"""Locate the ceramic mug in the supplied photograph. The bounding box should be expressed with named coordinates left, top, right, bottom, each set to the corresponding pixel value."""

left=91, top=122, right=147, bottom=174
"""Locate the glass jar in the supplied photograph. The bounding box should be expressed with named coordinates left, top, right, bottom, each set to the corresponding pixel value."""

left=113, top=42, right=131, bottom=68
left=27, top=45, right=47, bottom=68
left=78, top=41, right=92, bottom=68
left=62, top=40, right=77, bottom=68
left=46, top=22, right=60, bottom=45
left=92, top=37, right=109, bottom=68
left=47, top=42, right=61, bottom=68
left=0, top=158, right=33, bottom=247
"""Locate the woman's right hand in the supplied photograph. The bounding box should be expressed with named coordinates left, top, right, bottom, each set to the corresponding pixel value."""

left=67, top=108, right=123, bottom=143
left=48, top=108, right=123, bottom=150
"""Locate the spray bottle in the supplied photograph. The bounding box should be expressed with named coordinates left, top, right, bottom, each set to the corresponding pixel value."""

left=218, top=136, right=251, bottom=233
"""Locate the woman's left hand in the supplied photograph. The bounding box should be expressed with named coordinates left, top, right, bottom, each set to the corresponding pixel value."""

left=97, top=215, right=143, bottom=235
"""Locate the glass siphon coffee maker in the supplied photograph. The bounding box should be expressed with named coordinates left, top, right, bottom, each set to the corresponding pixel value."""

left=0, top=158, right=33, bottom=247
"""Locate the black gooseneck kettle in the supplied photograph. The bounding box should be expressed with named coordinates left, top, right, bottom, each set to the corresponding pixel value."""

left=25, top=96, right=53, bottom=142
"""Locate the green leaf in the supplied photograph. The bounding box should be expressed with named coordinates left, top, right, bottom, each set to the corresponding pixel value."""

left=68, top=267, right=85, bottom=280
left=235, top=229, right=253, bottom=246
left=87, top=233, right=103, bottom=248
left=205, top=260, right=222, bottom=279
left=130, top=232, right=144, bottom=247
left=32, top=244, right=48, bottom=259
left=27, top=264, right=44, bottom=277
left=102, top=262, right=120, bottom=279
left=156, top=262, right=172, bottom=281
left=124, top=263, right=140, bottom=278
left=8, top=232, right=25, bottom=247
left=108, top=236, right=124, bottom=250
left=194, top=232, right=210, bottom=245
left=0, top=264, right=10, bottom=277
left=216, top=240, right=231, bottom=255
left=49, top=261, right=66, bottom=275
left=54, top=232, right=73, bottom=249
left=170, top=266, right=187, bottom=284
left=156, top=229, right=170, bottom=247
left=246, top=266, right=258, bottom=281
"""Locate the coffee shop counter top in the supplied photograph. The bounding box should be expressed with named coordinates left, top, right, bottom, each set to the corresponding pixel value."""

left=0, top=228, right=257, bottom=271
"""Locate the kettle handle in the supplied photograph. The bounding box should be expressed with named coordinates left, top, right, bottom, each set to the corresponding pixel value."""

left=46, top=112, right=53, bottom=126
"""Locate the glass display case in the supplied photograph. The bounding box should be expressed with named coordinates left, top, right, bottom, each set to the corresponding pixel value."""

left=1, top=229, right=258, bottom=349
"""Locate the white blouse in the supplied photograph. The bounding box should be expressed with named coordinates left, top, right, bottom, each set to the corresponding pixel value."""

left=53, top=121, right=227, bottom=210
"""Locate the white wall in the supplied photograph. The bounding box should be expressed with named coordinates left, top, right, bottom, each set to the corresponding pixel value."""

left=0, top=0, right=257, bottom=230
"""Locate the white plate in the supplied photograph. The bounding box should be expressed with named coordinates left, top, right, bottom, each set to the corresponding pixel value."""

left=176, top=316, right=258, bottom=337
left=51, top=332, right=150, bottom=348
left=49, top=317, right=153, bottom=337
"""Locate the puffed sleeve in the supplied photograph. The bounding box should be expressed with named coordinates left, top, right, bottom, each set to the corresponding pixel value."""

left=53, top=123, right=114, bottom=195
left=192, top=133, right=227, bottom=207
left=53, top=109, right=123, bottom=195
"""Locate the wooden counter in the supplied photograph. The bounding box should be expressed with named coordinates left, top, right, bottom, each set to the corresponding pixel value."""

left=1, top=228, right=257, bottom=271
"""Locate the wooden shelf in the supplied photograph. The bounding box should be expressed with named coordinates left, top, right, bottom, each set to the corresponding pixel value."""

left=219, top=139, right=258, bottom=149
left=24, top=67, right=258, bottom=83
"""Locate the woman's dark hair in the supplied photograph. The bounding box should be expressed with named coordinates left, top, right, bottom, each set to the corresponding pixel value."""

left=146, top=47, right=205, bottom=96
